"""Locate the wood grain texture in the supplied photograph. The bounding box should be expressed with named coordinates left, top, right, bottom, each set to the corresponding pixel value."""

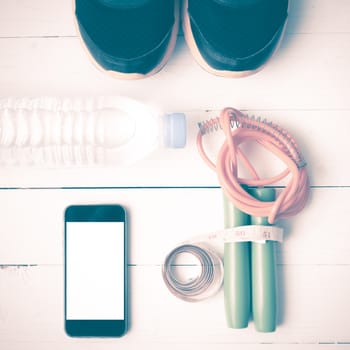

left=0, top=0, right=349, bottom=348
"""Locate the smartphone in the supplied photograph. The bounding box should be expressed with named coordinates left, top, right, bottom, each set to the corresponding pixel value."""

left=64, top=204, right=128, bottom=337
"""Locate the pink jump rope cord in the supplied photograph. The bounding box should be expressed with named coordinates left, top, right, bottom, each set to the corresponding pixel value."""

left=197, top=107, right=309, bottom=224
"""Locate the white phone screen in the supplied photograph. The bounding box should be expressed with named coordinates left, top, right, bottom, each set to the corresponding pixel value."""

left=66, top=222, right=125, bottom=320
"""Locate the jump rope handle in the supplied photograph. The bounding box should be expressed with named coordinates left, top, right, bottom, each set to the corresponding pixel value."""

left=223, top=194, right=251, bottom=328
left=248, top=187, right=277, bottom=332
left=224, top=187, right=277, bottom=332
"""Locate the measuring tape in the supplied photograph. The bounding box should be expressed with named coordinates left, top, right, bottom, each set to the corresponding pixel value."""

left=162, top=225, right=283, bottom=302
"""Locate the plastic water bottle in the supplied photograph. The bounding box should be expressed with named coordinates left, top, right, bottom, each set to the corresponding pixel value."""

left=0, top=97, right=186, bottom=166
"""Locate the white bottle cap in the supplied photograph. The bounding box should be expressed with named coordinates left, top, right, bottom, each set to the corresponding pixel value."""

left=163, top=113, right=186, bottom=148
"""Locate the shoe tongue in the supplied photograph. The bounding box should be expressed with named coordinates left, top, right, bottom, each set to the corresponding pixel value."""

left=97, top=0, right=154, bottom=9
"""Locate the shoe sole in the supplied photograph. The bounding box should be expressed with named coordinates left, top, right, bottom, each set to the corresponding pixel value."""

left=73, top=0, right=180, bottom=80
left=182, top=0, right=289, bottom=78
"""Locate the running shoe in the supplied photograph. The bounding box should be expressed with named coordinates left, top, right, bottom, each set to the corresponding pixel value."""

left=182, top=0, right=289, bottom=77
left=74, top=0, right=179, bottom=79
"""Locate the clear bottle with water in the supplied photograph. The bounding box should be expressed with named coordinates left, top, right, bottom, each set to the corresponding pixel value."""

left=0, top=97, right=186, bottom=166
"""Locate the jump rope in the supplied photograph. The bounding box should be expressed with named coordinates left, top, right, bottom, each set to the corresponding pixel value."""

left=163, top=107, right=309, bottom=332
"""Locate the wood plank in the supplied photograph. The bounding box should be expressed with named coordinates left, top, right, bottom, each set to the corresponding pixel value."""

left=0, top=108, right=348, bottom=188
left=0, top=264, right=349, bottom=346
left=1, top=0, right=350, bottom=37
left=0, top=187, right=349, bottom=265
left=0, top=33, right=349, bottom=112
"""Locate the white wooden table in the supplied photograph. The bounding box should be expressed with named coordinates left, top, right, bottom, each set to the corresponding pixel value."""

left=1, top=1, right=349, bottom=349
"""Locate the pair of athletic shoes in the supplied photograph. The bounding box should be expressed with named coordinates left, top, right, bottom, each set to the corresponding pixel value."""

left=74, top=0, right=289, bottom=79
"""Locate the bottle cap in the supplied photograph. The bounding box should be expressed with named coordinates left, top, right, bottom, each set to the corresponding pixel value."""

left=163, top=113, right=186, bottom=148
